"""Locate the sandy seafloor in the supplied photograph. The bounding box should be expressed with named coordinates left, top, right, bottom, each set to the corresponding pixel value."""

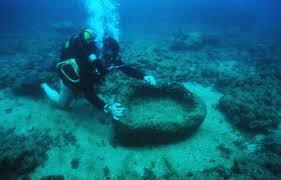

left=0, top=25, right=280, bottom=179
left=0, top=82, right=246, bottom=179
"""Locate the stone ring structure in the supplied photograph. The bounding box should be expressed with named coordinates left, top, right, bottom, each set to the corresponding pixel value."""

left=113, top=83, right=207, bottom=146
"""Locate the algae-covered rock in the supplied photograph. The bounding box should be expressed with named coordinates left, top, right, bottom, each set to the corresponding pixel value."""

left=113, top=83, right=207, bottom=146
left=218, top=91, right=280, bottom=132
left=0, top=128, right=53, bottom=179
left=170, top=31, right=221, bottom=51
left=264, top=133, right=281, bottom=155
left=170, top=32, right=204, bottom=51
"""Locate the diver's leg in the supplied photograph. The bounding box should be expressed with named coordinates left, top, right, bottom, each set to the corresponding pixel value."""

left=41, top=83, right=60, bottom=103
left=57, top=80, right=75, bottom=107
left=41, top=80, right=74, bottom=107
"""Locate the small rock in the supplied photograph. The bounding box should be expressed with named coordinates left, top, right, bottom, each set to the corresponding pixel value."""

left=40, top=175, right=64, bottom=180
left=186, top=172, right=194, bottom=177
left=103, top=166, right=110, bottom=179
left=231, top=160, right=241, bottom=174
left=71, top=158, right=80, bottom=169
left=216, top=144, right=232, bottom=159
left=5, top=108, right=13, bottom=114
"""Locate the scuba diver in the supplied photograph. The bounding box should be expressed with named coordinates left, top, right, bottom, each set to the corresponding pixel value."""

left=41, top=29, right=156, bottom=120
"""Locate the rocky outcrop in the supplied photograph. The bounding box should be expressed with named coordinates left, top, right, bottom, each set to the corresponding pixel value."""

left=0, top=127, right=77, bottom=179
left=170, top=31, right=220, bottom=51
left=218, top=90, right=280, bottom=132
left=0, top=128, right=53, bottom=179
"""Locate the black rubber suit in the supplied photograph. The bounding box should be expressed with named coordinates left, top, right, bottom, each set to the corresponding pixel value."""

left=58, top=32, right=145, bottom=110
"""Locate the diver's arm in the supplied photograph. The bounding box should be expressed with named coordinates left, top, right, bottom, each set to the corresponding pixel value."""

left=60, top=44, right=72, bottom=61
left=115, top=58, right=145, bottom=79
left=121, top=66, right=156, bottom=85
left=84, top=87, right=106, bottom=110
left=60, top=36, right=78, bottom=61
left=115, top=58, right=156, bottom=85
left=120, top=65, right=145, bottom=79
left=83, top=87, right=124, bottom=120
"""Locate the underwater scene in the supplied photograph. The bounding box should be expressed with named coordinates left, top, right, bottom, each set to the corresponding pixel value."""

left=0, top=0, right=281, bottom=179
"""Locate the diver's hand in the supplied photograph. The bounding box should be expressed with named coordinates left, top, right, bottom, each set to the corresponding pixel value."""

left=104, top=103, right=125, bottom=121
left=144, top=75, right=156, bottom=86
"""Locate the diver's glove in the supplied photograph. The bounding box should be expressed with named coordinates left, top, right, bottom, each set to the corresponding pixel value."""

left=144, top=75, right=156, bottom=86
left=104, top=103, right=125, bottom=121
left=88, top=54, right=97, bottom=63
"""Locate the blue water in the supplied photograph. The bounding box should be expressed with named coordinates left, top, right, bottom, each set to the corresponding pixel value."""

left=1, top=0, right=281, bottom=33
left=0, top=0, right=281, bottom=179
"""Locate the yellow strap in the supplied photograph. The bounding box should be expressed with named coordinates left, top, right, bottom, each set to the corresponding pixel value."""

left=65, top=41, right=70, bottom=48
left=57, top=59, right=80, bottom=83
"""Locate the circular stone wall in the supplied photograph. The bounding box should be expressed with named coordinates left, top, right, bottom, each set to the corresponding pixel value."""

left=113, top=83, right=207, bottom=146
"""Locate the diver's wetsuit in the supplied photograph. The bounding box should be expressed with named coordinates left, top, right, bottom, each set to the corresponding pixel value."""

left=58, top=34, right=145, bottom=110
